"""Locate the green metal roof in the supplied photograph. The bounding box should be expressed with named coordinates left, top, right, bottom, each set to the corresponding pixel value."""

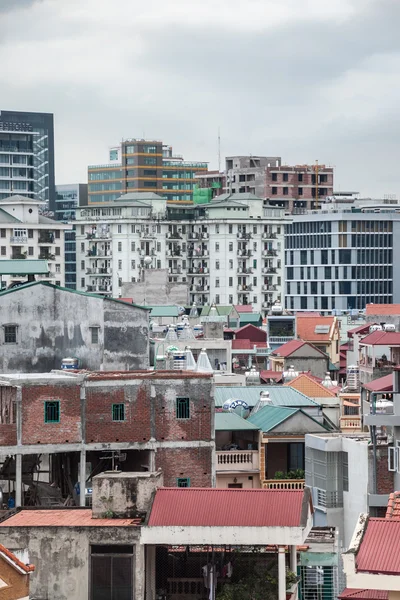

left=147, top=305, right=180, bottom=318
left=201, top=305, right=237, bottom=317
left=214, top=386, right=319, bottom=408
left=238, top=313, right=263, bottom=325
left=247, top=405, right=298, bottom=432
left=0, top=260, right=49, bottom=275
left=215, top=412, right=260, bottom=431
left=0, top=281, right=149, bottom=309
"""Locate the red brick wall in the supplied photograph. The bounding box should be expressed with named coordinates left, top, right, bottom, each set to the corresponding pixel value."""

left=156, top=447, right=212, bottom=487
left=0, top=424, right=17, bottom=446
left=85, top=382, right=152, bottom=443
left=21, top=384, right=81, bottom=445
left=375, top=445, right=394, bottom=494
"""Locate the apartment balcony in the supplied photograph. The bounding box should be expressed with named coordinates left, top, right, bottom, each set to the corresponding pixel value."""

left=340, top=416, right=362, bottom=431
left=237, top=267, right=253, bottom=275
left=169, top=267, right=182, bottom=275
left=216, top=450, right=259, bottom=471
left=38, top=233, right=55, bottom=244
left=237, top=285, right=253, bottom=292
left=86, top=249, right=112, bottom=258
left=262, top=479, right=305, bottom=490
left=166, top=232, right=183, bottom=240
left=269, top=336, right=295, bottom=344
left=86, top=267, right=111, bottom=275
left=86, top=285, right=112, bottom=294
left=188, top=232, right=208, bottom=240
left=167, top=248, right=183, bottom=257
left=262, top=249, right=277, bottom=257
left=237, top=232, right=252, bottom=240
left=139, top=231, right=156, bottom=239
left=263, top=267, right=277, bottom=274
left=188, top=250, right=208, bottom=258
left=262, top=232, right=277, bottom=239
left=11, top=252, right=27, bottom=260
left=39, top=253, right=55, bottom=261
left=10, top=236, right=28, bottom=244
left=237, top=249, right=253, bottom=258
left=262, top=284, right=277, bottom=292
left=190, top=285, right=210, bottom=292
left=86, top=232, right=110, bottom=240
left=188, top=268, right=209, bottom=275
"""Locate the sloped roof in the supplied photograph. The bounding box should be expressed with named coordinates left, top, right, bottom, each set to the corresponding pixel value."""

left=366, top=304, right=400, bottom=316
left=356, top=518, right=400, bottom=574
left=39, top=214, right=59, bottom=224
left=260, top=370, right=283, bottom=383
left=237, top=314, right=263, bottom=325
left=147, top=488, right=310, bottom=527
left=234, top=305, right=254, bottom=313
left=215, top=412, right=260, bottom=431
left=235, top=323, right=264, bottom=335
left=348, top=323, right=371, bottom=337
left=115, top=192, right=164, bottom=202
left=0, top=207, right=21, bottom=222
left=232, top=339, right=268, bottom=350
left=0, top=508, right=140, bottom=527
left=214, top=386, right=319, bottom=408
left=247, top=405, right=298, bottom=431
left=0, top=281, right=149, bottom=309
left=363, top=373, right=393, bottom=392
left=359, top=331, right=400, bottom=346
left=0, top=194, right=41, bottom=204
left=338, top=590, right=388, bottom=600
left=201, top=305, right=237, bottom=317
left=0, top=544, right=35, bottom=573
left=296, top=315, right=335, bottom=342
left=285, top=373, right=338, bottom=398
left=270, top=339, right=306, bottom=357
left=0, top=259, right=49, bottom=275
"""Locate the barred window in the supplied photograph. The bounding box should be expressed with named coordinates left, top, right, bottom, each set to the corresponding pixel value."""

left=45, top=401, right=60, bottom=423
left=112, top=403, right=125, bottom=422
left=176, top=397, right=190, bottom=419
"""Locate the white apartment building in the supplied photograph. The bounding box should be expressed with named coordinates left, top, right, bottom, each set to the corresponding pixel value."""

left=74, top=192, right=289, bottom=312
left=0, top=195, right=70, bottom=287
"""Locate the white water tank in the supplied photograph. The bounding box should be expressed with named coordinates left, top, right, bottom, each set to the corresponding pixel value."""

left=346, top=365, right=359, bottom=391
left=369, top=324, right=383, bottom=333
left=384, top=323, right=396, bottom=332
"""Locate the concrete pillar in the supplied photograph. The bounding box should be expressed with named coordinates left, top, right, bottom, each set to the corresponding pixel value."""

left=145, top=545, right=156, bottom=600
left=149, top=450, right=156, bottom=473
left=278, top=546, right=286, bottom=600
left=136, top=543, right=146, bottom=600
left=290, top=544, right=297, bottom=574
left=15, top=454, right=22, bottom=507
left=79, top=449, right=86, bottom=507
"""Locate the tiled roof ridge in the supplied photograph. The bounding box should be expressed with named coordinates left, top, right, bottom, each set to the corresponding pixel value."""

left=0, top=543, right=35, bottom=573
left=385, top=490, right=400, bottom=519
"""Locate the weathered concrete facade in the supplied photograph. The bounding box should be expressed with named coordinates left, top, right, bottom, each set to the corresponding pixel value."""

left=122, top=268, right=188, bottom=306
left=0, top=282, right=149, bottom=372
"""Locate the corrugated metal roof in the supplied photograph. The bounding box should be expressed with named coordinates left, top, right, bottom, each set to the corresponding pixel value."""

left=215, top=412, right=260, bottom=431
left=359, top=331, right=400, bottom=346
left=147, top=488, right=306, bottom=527
left=0, top=509, right=140, bottom=527
left=238, top=314, right=263, bottom=325
left=338, top=590, right=388, bottom=600
left=214, top=386, right=319, bottom=408
left=0, top=259, right=49, bottom=275
left=356, top=518, right=400, bottom=574
left=363, top=373, right=393, bottom=392
left=247, top=405, right=298, bottom=432
left=147, top=305, right=179, bottom=317
left=271, top=339, right=307, bottom=357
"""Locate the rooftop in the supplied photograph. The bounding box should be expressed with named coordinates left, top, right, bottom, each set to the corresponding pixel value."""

left=363, top=373, right=393, bottom=392
left=338, top=590, right=388, bottom=600
left=0, top=508, right=140, bottom=527
left=296, top=315, right=336, bottom=342
left=214, top=386, right=320, bottom=408
left=285, top=373, right=339, bottom=398
left=247, top=405, right=298, bottom=432
left=270, top=339, right=306, bottom=357
left=356, top=518, right=400, bottom=575
left=385, top=491, right=400, bottom=519
left=0, top=259, right=49, bottom=275
left=359, top=330, right=400, bottom=346
left=215, top=412, right=260, bottom=431
left=0, top=544, right=35, bottom=573
left=147, top=487, right=311, bottom=528
left=366, top=304, right=400, bottom=316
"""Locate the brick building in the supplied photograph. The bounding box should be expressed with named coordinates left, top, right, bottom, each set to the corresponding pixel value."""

left=0, top=370, right=214, bottom=507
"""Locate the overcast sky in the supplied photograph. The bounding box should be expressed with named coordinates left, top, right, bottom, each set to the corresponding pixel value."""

left=1, top=0, right=399, bottom=197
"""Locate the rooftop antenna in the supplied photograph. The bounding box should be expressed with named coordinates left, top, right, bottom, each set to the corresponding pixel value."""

left=218, top=127, right=221, bottom=172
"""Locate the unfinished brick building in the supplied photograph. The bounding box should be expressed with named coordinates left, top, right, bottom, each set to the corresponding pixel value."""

left=0, top=370, right=214, bottom=507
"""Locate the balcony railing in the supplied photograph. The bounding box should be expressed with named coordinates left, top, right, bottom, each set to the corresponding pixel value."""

left=10, top=236, right=27, bottom=244
left=167, top=578, right=203, bottom=599
left=216, top=450, right=259, bottom=471
left=340, top=417, right=361, bottom=430
left=262, top=479, right=305, bottom=490
left=38, top=234, right=55, bottom=244
left=269, top=336, right=295, bottom=344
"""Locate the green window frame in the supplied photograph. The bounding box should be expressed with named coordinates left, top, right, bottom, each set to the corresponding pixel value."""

left=112, top=403, right=125, bottom=422
left=177, top=478, right=190, bottom=488
left=176, top=397, right=190, bottom=419
left=44, top=400, right=60, bottom=423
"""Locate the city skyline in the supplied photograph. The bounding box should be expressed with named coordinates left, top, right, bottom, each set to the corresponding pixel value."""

left=1, top=0, right=400, bottom=198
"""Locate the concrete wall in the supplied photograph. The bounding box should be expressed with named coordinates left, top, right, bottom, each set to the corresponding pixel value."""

left=122, top=269, right=188, bottom=306
left=216, top=473, right=260, bottom=488
left=285, top=356, right=328, bottom=380
left=0, top=283, right=149, bottom=372
left=0, top=525, right=142, bottom=600
left=0, top=553, right=30, bottom=600
left=342, top=437, right=369, bottom=548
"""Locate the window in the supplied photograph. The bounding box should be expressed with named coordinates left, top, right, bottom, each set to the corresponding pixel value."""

left=118, top=224, right=122, bottom=233
left=215, top=278, right=220, bottom=288
left=118, top=242, right=122, bottom=251
left=118, top=260, right=122, bottom=270
left=229, top=260, right=233, bottom=269
left=81, top=226, right=85, bottom=235
left=272, top=173, right=277, bottom=182
left=176, top=397, right=190, bottom=419
left=177, top=478, right=190, bottom=487
left=298, top=187, right=303, bottom=195
left=0, top=247, right=5, bottom=256
left=28, top=229, right=33, bottom=239
left=271, top=187, right=277, bottom=195
left=90, top=545, right=133, bottom=600
left=283, top=173, right=288, bottom=182
left=112, top=403, right=125, bottom=422
left=215, top=242, right=219, bottom=251
left=55, top=230, right=60, bottom=239
left=81, top=260, right=85, bottom=270
left=131, top=241, right=135, bottom=251
left=229, top=225, right=233, bottom=234
left=4, top=325, right=16, bottom=344
left=283, top=187, right=288, bottom=195
left=44, top=400, right=60, bottom=423
left=215, top=261, right=220, bottom=270
left=229, top=277, right=233, bottom=286
left=0, top=229, right=5, bottom=238
left=81, top=242, right=85, bottom=252
left=81, top=278, right=85, bottom=288
left=131, top=260, right=136, bottom=269
left=28, top=247, right=33, bottom=256
left=216, top=225, right=219, bottom=234
left=90, top=327, right=99, bottom=344
left=55, top=247, right=60, bottom=256
left=229, top=242, right=233, bottom=251
left=298, top=173, right=303, bottom=182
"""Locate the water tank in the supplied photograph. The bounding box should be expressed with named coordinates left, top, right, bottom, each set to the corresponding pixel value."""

left=369, top=324, right=383, bottom=333
left=61, top=357, right=80, bottom=370
left=196, top=348, right=213, bottom=373
left=252, top=390, right=272, bottom=414
left=321, top=372, right=337, bottom=388
left=245, top=365, right=261, bottom=385
left=283, top=365, right=298, bottom=382
left=384, top=323, right=396, bottom=332
left=271, top=302, right=283, bottom=315
left=222, top=398, right=250, bottom=419
left=346, top=365, right=359, bottom=391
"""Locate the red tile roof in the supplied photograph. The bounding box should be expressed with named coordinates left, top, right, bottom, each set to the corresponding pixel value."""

left=147, top=488, right=311, bottom=528
left=0, top=509, right=141, bottom=527
left=356, top=518, right=400, bottom=574
left=232, top=339, right=268, bottom=350
left=366, top=304, right=400, bottom=316
left=338, top=590, right=388, bottom=600
left=234, top=323, right=266, bottom=336
left=363, top=373, right=393, bottom=392
left=296, top=315, right=335, bottom=342
left=0, top=544, right=35, bottom=573
left=260, top=370, right=283, bottom=383
left=271, top=339, right=306, bottom=357
left=348, top=324, right=371, bottom=337
left=359, top=331, right=400, bottom=346
left=385, top=491, right=400, bottom=519
left=234, top=305, right=254, bottom=313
